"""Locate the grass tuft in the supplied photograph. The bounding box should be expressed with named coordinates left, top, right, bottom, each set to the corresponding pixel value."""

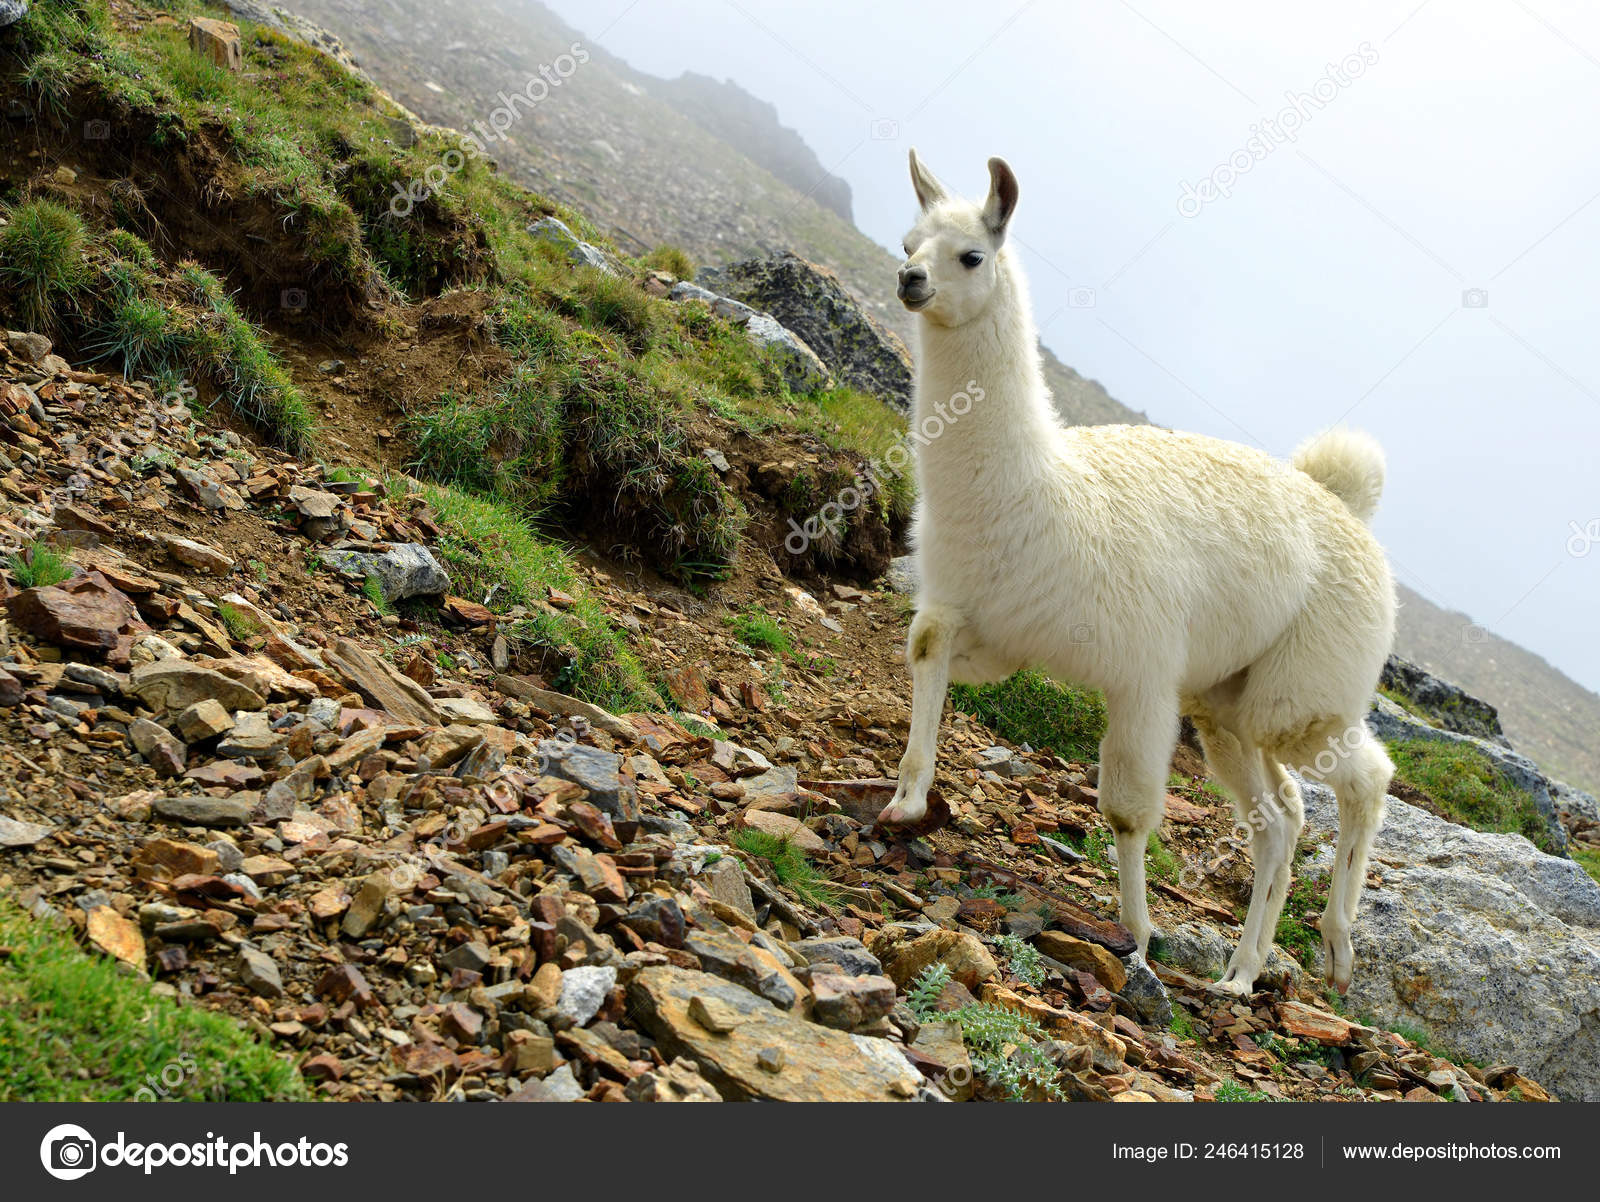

left=5, top=542, right=74, bottom=589
left=731, top=828, right=839, bottom=910
left=0, top=199, right=89, bottom=332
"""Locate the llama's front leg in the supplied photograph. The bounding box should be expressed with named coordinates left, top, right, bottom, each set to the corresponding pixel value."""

left=1097, top=691, right=1180, bottom=956
left=879, top=605, right=960, bottom=825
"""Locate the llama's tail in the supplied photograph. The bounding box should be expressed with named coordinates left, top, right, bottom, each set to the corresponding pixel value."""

left=1292, top=427, right=1385, bottom=523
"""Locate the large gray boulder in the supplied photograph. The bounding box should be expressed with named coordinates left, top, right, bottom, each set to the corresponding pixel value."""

left=1301, top=777, right=1600, bottom=1100
left=697, top=253, right=912, bottom=410
left=321, top=543, right=449, bottom=606
left=0, top=2, right=29, bottom=28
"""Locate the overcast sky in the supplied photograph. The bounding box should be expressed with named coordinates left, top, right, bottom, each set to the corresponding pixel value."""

left=550, top=0, right=1600, bottom=693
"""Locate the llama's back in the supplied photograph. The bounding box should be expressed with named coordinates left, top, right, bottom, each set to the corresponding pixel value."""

left=1051, top=424, right=1391, bottom=693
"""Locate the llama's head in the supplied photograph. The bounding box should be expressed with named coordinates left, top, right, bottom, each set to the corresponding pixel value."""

left=898, top=149, right=1018, bottom=327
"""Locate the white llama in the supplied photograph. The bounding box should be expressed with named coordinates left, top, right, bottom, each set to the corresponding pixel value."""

left=880, top=150, right=1395, bottom=996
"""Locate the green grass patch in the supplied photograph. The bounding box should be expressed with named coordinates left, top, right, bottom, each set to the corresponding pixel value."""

left=4, top=541, right=74, bottom=589
left=215, top=600, right=262, bottom=642
left=728, top=607, right=790, bottom=656
left=410, top=480, right=658, bottom=712
left=1274, top=875, right=1326, bottom=967
left=1387, top=737, right=1554, bottom=851
left=731, top=829, right=838, bottom=910
left=950, top=670, right=1106, bottom=763
left=0, top=899, right=306, bottom=1101
left=639, top=244, right=695, bottom=279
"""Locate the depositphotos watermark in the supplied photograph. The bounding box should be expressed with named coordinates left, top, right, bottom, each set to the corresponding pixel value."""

left=784, top=380, right=985, bottom=555
left=40, top=1124, right=349, bottom=1180
left=388, top=42, right=590, bottom=216
left=1177, top=41, right=1379, bottom=217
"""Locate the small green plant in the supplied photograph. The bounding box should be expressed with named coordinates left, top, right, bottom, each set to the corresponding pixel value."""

left=907, top=963, right=953, bottom=1019
left=1214, top=1079, right=1271, bottom=1102
left=1168, top=1008, right=1198, bottom=1040
left=904, top=965, right=1062, bottom=1100
left=728, top=607, right=791, bottom=656
left=1272, top=857, right=1328, bottom=968
left=216, top=601, right=262, bottom=642
left=1146, top=831, right=1180, bottom=882
left=360, top=573, right=392, bottom=616
left=1573, top=845, right=1600, bottom=886
left=731, top=829, right=838, bottom=909
left=0, top=199, right=89, bottom=332
left=965, top=882, right=1024, bottom=907
left=994, top=933, right=1046, bottom=989
left=435, top=650, right=457, bottom=672
left=249, top=559, right=270, bottom=584
left=4, top=542, right=73, bottom=589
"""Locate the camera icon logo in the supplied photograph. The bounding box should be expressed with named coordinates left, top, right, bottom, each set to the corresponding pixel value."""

left=84, top=119, right=111, bottom=140
left=869, top=117, right=899, bottom=140
left=1069, top=622, right=1097, bottom=644
left=40, top=1124, right=97, bottom=1181
left=1461, top=288, right=1489, bottom=309
left=1462, top=623, right=1489, bottom=645
left=1067, top=287, right=1097, bottom=309
left=280, top=287, right=309, bottom=312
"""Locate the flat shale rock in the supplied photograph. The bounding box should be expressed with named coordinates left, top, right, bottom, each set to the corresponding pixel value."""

left=128, top=661, right=265, bottom=713
left=627, top=967, right=922, bottom=1102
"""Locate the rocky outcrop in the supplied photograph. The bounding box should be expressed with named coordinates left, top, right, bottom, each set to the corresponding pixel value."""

left=667, top=281, right=831, bottom=394
left=1301, top=777, right=1600, bottom=1100
left=525, top=217, right=625, bottom=276
left=1381, top=653, right=1506, bottom=744
left=0, top=1, right=29, bottom=29
left=697, top=253, right=913, bottom=410
left=1369, top=694, right=1567, bottom=853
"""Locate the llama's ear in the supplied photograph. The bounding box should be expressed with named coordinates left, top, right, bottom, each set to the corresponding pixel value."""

left=983, top=157, right=1019, bottom=239
left=908, top=148, right=948, bottom=212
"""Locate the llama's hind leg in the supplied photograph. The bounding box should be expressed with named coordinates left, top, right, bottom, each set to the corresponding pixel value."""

left=1314, top=736, right=1390, bottom=993
left=1097, top=690, right=1180, bottom=956
left=1196, top=722, right=1302, bottom=997
left=880, top=604, right=961, bottom=825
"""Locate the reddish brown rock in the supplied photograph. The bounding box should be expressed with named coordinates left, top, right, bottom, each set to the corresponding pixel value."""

left=7, top=571, right=145, bottom=653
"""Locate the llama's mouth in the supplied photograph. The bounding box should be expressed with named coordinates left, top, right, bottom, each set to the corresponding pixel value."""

left=899, top=288, right=936, bottom=311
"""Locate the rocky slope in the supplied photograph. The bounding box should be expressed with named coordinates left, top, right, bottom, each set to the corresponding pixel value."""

left=0, top=327, right=1563, bottom=1103
left=270, top=0, right=1148, bottom=431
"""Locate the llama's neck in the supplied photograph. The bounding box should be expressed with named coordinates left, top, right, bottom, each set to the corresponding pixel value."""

left=912, top=256, right=1059, bottom=476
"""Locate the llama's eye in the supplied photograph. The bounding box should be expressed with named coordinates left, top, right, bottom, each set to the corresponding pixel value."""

left=960, top=250, right=985, bottom=268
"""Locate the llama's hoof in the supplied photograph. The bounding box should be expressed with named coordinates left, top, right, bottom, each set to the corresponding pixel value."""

left=1211, top=962, right=1259, bottom=998
left=1322, top=932, right=1353, bottom=995
left=877, top=796, right=929, bottom=826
